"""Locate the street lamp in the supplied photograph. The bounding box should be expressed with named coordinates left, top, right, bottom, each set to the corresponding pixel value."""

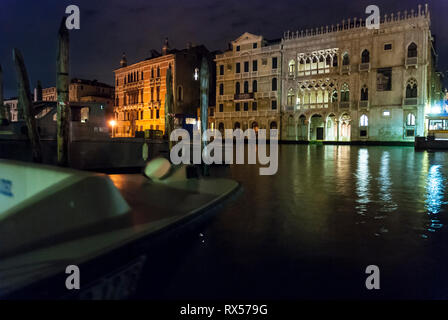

left=109, top=119, right=117, bottom=137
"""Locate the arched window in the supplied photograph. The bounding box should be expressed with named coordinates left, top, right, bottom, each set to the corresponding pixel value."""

left=235, top=82, right=240, bottom=94
left=141, top=71, right=144, bottom=80
left=342, top=53, right=350, bottom=65
left=252, top=80, right=258, bottom=93
left=219, top=83, right=224, bottom=95
left=270, top=121, right=277, bottom=129
left=333, top=54, right=338, bottom=67
left=177, top=86, right=183, bottom=101
left=408, top=43, right=417, bottom=58
left=361, top=49, right=370, bottom=63
left=287, top=88, right=295, bottom=106
left=406, top=78, right=417, bottom=98
left=407, top=113, right=416, bottom=126
left=341, top=83, right=350, bottom=102
left=151, top=68, right=154, bottom=78
left=272, top=78, right=277, bottom=91
left=157, top=66, right=160, bottom=77
left=288, top=60, right=295, bottom=75
left=234, top=122, right=241, bottom=129
left=360, top=114, right=368, bottom=127
left=331, top=90, right=338, bottom=102
left=361, top=86, right=369, bottom=101
left=244, top=81, right=249, bottom=93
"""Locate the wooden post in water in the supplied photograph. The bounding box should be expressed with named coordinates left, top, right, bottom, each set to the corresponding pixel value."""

left=56, top=18, right=70, bottom=166
left=36, top=80, right=43, bottom=101
left=12, top=49, right=42, bottom=162
left=0, top=64, right=8, bottom=125
left=165, top=67, right=174, bottom=151
left=200, top=57, right=209, bottom=176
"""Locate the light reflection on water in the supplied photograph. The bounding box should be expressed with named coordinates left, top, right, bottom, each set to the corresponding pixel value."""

left=355, top=148, right=370, bottom=216
left=174, top=145, right=448, bottom=299
left=425, top=164, right=446, bottom=235
left=426, top=165, right=446, bottom=215
left=218, top=145, right=448, bottom=241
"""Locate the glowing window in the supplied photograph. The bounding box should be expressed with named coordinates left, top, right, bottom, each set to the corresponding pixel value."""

left=407, top=113, right=416, bottom=126
left=360, top=114, right=368, bottom=127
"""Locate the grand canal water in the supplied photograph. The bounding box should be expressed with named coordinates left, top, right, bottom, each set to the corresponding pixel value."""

left=138, top=145, right=448, bottom=299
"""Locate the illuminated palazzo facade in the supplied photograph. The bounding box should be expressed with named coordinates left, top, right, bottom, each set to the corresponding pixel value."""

left=212, top=33, right=282, bottom=136
left=113, top=41, right=213, bottom=137
left=280, top=4, right=442, bottom=142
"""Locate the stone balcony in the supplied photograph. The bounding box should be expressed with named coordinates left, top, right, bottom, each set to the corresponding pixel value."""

left=359, top=63, right=370, bottom=72
left=339, top=101, right=350, bottom=109
left=405, top=57, right=418, bottom=68
left=234, top=93, right=255, bottom=101
left=359, top=100, right=369, bottom=109
left=341, top=65, right=350, bottom=75
left=214, top=110, right=279, bottom=119
left=404, top=97, right=418, bottom=106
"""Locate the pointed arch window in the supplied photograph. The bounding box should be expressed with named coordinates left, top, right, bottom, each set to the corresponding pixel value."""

left=341, top=83, right=350, bottom=102
left=361, top=50, right=370, bottom=63
left=287, top=88, right=295, bottom=106
left=360, top=114, right=368, bottom=127
left=342, top=53, right=350, bottom=65
left=407, top=113, right=416, bottom=126
left=408, top=43, right=417, bottom=58
left=406, top=78, right=418, bottom=98
left=361, top=86, right=369, bottom=101
left=288, top=60, right=295, bottom=76
left=333, top=54, right=338, bottom=67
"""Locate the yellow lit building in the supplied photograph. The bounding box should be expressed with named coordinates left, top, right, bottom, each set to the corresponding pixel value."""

left=113, top=40, right=214, bottom=137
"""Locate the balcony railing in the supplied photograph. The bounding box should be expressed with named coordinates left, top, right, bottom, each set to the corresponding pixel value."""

left=404, top=97, right=418, bottom=106
left=339, top=101, right=350, bottom=108
left=234, top=93, right=255, bottom=101
left=341, top=65, right=350, bottom=74
left=298, top=103, right=330, bottom=109
left=359, top=63, right=370, bottom=72
left=218, top=110, right=279, bottom=118
left=359, top=100, right=369, bottom=109
left=406, top=57, right=418, bottom=68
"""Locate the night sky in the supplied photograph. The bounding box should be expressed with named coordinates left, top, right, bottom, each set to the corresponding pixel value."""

left=1, top=0, right=447, bottom=98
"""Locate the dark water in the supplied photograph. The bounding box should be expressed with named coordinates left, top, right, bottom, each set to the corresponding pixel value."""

left=140, top=145, right=448, bottom=299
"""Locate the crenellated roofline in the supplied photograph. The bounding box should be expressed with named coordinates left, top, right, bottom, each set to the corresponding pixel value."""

left=283, top=4, right=430, bottom=42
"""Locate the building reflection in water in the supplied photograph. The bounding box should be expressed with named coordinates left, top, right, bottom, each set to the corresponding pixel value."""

left=355, top=148, right=371, bottom=216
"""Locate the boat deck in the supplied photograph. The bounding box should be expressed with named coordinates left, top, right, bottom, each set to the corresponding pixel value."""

left=0, top=173, right=240, bottom=297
